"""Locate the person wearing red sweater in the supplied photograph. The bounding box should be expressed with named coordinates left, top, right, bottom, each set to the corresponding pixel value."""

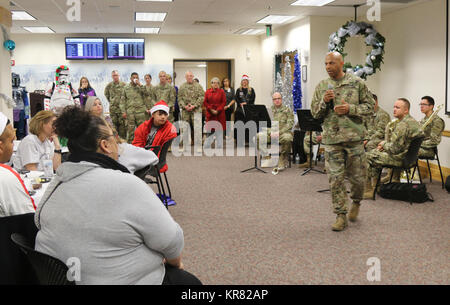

left=204, top=77, right=226, bottom=148
left=132, top=101, right=177, bottom=172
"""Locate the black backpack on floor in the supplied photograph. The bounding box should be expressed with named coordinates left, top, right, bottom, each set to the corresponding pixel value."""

left=379, top=183, right=433, bottom=204
left=445, top=176, right=450, bottom=193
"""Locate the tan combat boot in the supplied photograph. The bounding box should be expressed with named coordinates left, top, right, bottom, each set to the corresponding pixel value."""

left=332, top=214, right=348, bottom=231
left=380, top=169, right=393, bottom=184
left=391, top=169, right=401, bottom=183
left=363, top=178, right=375, bottom=200
left=298, top=155, right=310, bottom=168
left=348, top=202, right=360, bottom=222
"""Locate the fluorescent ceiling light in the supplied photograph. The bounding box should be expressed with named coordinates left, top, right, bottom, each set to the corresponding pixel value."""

left=291, top=0, right=335, bottom=6
left=240, top=29, right=265, bottom=35
left=23, top=26, right=54, bottom=33
left=136, top=0, right=173, bottom=2
left=135, top=12, right=167, bottom=21
left=12, top=11, right=36, bottom=21
left=135, top=27, right=160, bottom=34
left=197, top=64, right=207, bottom=68
left=257, top=15, right=295, bottom=24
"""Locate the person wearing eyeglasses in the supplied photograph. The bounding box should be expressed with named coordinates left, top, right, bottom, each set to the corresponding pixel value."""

left=34, top=106, right=201, bottom=285
left=418, top=96, right=445, bottom=158
left=257, top=92, right=294, bottom=171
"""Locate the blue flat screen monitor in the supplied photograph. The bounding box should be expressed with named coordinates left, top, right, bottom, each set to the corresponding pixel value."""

left=107, top=38, right=145, bottom=60
left=65, top=37, right=105, bottom=60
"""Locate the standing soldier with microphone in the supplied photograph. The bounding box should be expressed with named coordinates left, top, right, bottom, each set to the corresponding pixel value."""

left=311, top=52, right=375, bottom=231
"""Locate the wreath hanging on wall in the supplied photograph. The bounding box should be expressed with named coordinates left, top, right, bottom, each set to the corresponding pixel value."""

left=328, top=21, right=385, bottom=80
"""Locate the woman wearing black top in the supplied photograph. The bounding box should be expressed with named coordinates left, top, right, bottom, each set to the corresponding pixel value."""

left=221, top=78, right=236, bottom=123
left=234, top=75, right=255, bottom=123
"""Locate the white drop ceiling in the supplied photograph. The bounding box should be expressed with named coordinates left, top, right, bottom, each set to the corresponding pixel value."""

left=9, top=0, right=424, bottom=35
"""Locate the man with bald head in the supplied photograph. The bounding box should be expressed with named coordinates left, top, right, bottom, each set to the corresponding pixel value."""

left=311, top=52, right=375, bottom=231
left=258, top=92, right=294, bottom=171
left=0, top=112, right=36, bottom=216
left=178, top=71, right=205, bottom=149
left=364, top=98, right=424, bottom=198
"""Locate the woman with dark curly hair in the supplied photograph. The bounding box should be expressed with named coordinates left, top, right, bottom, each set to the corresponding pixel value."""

left=34, top=106, right=201, bottom=285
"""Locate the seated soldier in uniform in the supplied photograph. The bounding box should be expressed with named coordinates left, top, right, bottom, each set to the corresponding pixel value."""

left=0, top=112, right=36, bottom=217
left=418, top=96, right=445, bottom=158
left=257, top=92, right=294, bottom=172
left=132, top=101, right=178, bottom=167
left=363, top=94, right=391, bottom=151
left=364, top=98, right=424, bottom=199
left=298, top=131, right=322, bottom=168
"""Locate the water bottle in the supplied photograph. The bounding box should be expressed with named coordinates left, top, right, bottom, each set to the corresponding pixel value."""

left=43, top=153, right=53, bottom=178
left=295, top=154, right=300, bottom=164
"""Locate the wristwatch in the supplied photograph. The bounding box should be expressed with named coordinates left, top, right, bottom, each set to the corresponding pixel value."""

left=54, top=149, right=62, bottom=154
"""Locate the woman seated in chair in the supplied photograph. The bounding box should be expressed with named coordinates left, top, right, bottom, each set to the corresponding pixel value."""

left=35, top=106, right=200, bottom=285
left=132, top=101, right=177, bottom=171
left=13, top=110, right=61, bottom=172
left=85, top=96, right=158, bottom=174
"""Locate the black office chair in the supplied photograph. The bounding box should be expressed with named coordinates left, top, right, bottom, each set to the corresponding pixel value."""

left=10, top=233, right=75, bottom=285
left=0, top=213, right=38, bottom=284
left=372, top=137, right=424, bottom=201
left=135, top=139, right=174, bottom=209
left=412, top=147, right=445, bottom=189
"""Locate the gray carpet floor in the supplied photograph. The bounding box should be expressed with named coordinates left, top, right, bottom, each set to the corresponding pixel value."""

left=150, top=148, right=449, bottom=285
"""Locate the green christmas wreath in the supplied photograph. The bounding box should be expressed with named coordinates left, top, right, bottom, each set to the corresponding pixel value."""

left=328, top=21, right=385, bottom=80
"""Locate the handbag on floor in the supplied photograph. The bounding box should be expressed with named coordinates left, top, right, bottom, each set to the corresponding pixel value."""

left=379, top=182, right=433, bottom=204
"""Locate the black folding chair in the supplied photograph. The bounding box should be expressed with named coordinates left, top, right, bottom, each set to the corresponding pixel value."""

left=0, top=213, right=38, bottom=284
left=372, top=137, right=424, bottom=202
left=412, top=147, right=445, bottom=189
left=135, top=139, right=174, bottom=209
left=10, top=233, right=75, bottom=285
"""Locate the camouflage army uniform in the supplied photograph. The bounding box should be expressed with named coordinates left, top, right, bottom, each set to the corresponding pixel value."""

left=121, top=83, right=152, bottom=143
left=311, top=73, right=375, bottom=215
left=178, top=82, right=205, bottom=145
left=104, top=81, right=127, bottom=139
left=364, top=106, right=391, bottom=151
left=366, top=114, right=424, bottom=180
left=304, top=131, right=321, bottom=155
left=258, top=104, right=294, bottom=168
left=144, top=85, right=156, bottom=109
left=418, top=114, right=445, bottom=158
left=153, top=83, right=176, bottom=122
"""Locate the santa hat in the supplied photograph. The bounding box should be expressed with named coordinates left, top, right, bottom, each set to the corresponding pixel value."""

left=241, top=75, right=250, bottom=81
left=151, top=100, right=170, bottom=115
left=0, top=112, right=8, bottom=136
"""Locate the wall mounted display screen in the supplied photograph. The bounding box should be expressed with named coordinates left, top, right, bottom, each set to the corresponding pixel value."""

left=107, top=38, right=145, bottom=60
left=65, top=38, right=105, bottom=60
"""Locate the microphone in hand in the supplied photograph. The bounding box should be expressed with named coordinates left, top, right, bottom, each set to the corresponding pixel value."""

left=327, top=84, right=335, bottom=111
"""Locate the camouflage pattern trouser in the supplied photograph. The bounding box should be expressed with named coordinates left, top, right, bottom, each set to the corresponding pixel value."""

left=418, top=147, right=435, bottom=158
left=126, top=111, right=148, bottom=143
left=110, top=110, right=127, bottom=140
left=325, top=141, right=366, bottom=215
left=257, top=129, right=293, bottom=167
left=366, top=149, right=403, bottom=181
left=304, top=132, right=319, bottom=155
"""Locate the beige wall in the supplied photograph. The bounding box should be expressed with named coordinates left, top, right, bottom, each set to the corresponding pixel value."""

left=374, top=0, right=450, bottom=168
left=0, top=0, right=12, bottom=119
left=10, top=33, right=261, bottom=97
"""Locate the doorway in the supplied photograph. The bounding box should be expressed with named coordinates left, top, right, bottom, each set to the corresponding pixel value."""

left=173, top=60, right=232, bottom=90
